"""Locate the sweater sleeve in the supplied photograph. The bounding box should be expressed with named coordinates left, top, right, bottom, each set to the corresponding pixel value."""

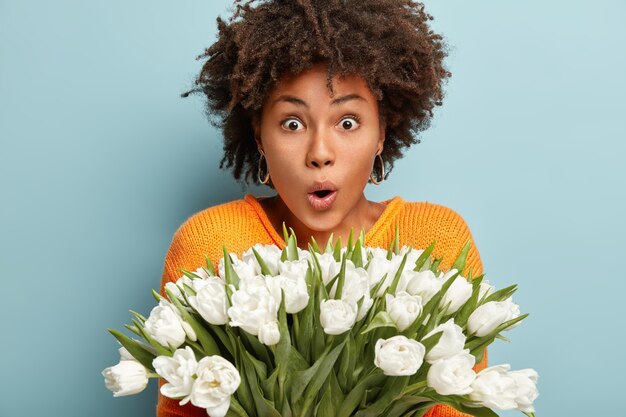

left=423, top=206, right=487, bottom=417
left=156, top=220, right=215, bottom=417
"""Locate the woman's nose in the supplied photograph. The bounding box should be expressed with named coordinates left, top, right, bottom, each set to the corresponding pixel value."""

left=306, top=130, right=335, bottom=168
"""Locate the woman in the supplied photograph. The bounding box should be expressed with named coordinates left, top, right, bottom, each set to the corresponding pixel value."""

left=158, top=1, right=486, bottom=416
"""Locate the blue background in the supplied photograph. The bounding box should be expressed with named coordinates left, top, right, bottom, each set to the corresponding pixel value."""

left=1, top=1, right=624, bottom=416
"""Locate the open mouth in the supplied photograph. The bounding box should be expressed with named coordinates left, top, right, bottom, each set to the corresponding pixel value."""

left=307, top=189, right=338, bottom=210
left=313, top=190, right=333, bottom=198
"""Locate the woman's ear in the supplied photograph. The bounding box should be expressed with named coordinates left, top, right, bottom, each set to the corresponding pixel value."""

left=252, top=114, right=263, bottom=153
left=377, top=123, right=386, bottom=155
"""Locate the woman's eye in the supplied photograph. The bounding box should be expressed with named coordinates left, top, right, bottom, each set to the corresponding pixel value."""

left=281, top=118, right=304, bottom=131
left=338, top=116, right=360, bottom=131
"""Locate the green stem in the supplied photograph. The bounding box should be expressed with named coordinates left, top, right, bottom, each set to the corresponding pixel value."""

left=147, top=373, right=160, bottom=378
left=403, top=380, right=427, bottom=395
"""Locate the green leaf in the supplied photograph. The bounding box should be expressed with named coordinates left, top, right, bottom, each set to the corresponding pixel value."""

left=222, top=246, right=240, bottom=288
left=381, top=395, right=432, bottom=417
left=123, top=323, right=143, bottom=338
left=251, top=247, right=272, bottom=275
left=351, top=239, right=363, bottom=268
left=337, top=333, right=356, bottom=392
left=131, top=318, right=171, bottom=357
left=387, top=252, right=409, bottom=294
left=333, top=238, right=342, bottom=262
left=208, top=325, right=235, bottom=358
left=431, top=257, right=442, bottom=272
left=484, top=284, right=518, bottom=303
left=178, top=268, right=206, bottom=280
left=361, top=311, right=397, bottom=334
left=413, top=241, right=435, bottom=271
left=334, top=255, right=348, bottom=299
left=261, top=368, right=279, bottom=406
left=353, top=375, right=409, bottom=417
left=451, top=240, right=471, bottom=274
left=287, top=231, right=299, bottom=261
left=225, top=397, right=250, bottom=417
left=394, top=224, right=400, bottom=254
left=420, top=330, right=443, bottom=352
left=234, top=340, right=256, bottom=415
left=165, top=288, right=220, bottom=356
left=108, top=329, right=157, bottom=370
left=337, top=369, right=385, bottom=417
left=299, top=337, right=349, bottom=417
left=128, top=310, right=146, bottom=324
left=203, top=254, right=216, bottom=276
left=317, top=371, right=345, bottom=417
left=282, top=222, right=289, bottom=244
left=310, top=236, right=322, bottom=254
left=152, top=289, right=163, bottom=303
left=324, top=233, right=335, bottom=253
left=239, top=330, right=273, bottom=370
left=369, top=272, right=388, bottom=299
left=347, top=227, right=355, bottom=253
left=241, top=350, right=282, bottom=417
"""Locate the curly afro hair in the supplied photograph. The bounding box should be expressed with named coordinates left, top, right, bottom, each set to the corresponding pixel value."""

left=185, top=0, right=450, bottom=185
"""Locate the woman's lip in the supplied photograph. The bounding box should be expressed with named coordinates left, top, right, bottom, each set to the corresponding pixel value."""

left=307, top=190, right=338, bottom=211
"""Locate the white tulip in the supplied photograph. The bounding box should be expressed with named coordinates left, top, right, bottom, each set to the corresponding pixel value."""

left=192, top=267, right=211, bottom=279
left=385, top=291, right=423, bottom=331
left=118, top=346, right=134, bottom=361
left=188, top=278, right=229, bottom=325
left=510, top=368, right=539, bottom=413
left=424, top=319, right=466, bottom=363
left=242, top=243, right=282, bottom=275
left=478, top=279, right=495, bottom=300
left=405, top=270, right=442, bottom=304
left=439, top=270, right=472, bottom=314
left=165, top=276, right=191, bottom=301
left=102, top=360, right=149, bottom=397
left=191, top=356, right=241, bottom=417
left=258, top=320, right=281, bottom=346
left=331, top=267, right=373, bottom=320
left=279, top=258, right=309, bottom=278
left=319, top=299, right=358, bottom=335
left=469, top=365, right=518, bottom=410
left=152, top=346, right=198, bottom=405
left=315, top=252, right=342, bottom=285
left=228, top=277, right=278, bottom=336
left=267, top=272, right=310, bottom=314
left=398, top=246, right=424, bottom=270
left=427, top=350, right=476, bottom=395
left=467, top=298, right=521, bottom=337
left=366, top=256, right=395, bottom=297
left=144, top=300, right=195, bottom=348
left=218, top=253, right=256, bottom=281
left=374, top=335, right=426, bottom=376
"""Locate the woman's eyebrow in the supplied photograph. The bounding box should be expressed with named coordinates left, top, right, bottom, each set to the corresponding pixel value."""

left=330, top=94, right=366, bottom=106
left=271, top=95, right=308, bottom=108
left=270, top=93, right=366, bottom=108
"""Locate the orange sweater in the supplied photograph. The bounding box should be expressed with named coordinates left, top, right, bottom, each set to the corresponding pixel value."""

left=157, top=194, right=487, bottom=417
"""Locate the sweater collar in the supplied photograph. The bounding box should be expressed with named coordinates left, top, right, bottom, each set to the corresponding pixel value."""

left=244, top=194, right=405, bottom=248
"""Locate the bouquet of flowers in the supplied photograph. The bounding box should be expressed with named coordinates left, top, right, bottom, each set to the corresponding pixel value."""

left=103, top=227, right=538, bottom=417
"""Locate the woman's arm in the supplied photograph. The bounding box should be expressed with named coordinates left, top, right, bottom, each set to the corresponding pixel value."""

left=156, top=221, right=214, bottom=417
left=423, top=206, right=488, bottom=417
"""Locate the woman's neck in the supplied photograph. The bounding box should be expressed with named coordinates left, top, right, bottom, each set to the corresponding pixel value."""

left=259, top=194, right=386, bottom=249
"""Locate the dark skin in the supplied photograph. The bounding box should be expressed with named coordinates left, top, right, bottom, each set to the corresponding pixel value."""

left=253, top=63, right=387, bottom=248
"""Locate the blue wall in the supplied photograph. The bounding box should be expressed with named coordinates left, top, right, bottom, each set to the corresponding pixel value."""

left=1, top=1, right=624, bottom=416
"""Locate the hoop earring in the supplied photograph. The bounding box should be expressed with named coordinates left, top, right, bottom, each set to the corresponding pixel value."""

left=370, top=154, right=385, bottom=185
left=257, top=152, right=270, bottom=185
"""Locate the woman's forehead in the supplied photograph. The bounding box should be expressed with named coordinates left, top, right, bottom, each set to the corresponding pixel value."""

left=267, top=64, right=374, bottom=104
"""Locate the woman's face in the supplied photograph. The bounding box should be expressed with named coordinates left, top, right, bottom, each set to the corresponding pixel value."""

left=256, top=63, right=385, bottom=234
